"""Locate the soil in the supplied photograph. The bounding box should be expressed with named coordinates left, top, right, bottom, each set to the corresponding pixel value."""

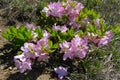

left=0, top=17, right=56, bottom=80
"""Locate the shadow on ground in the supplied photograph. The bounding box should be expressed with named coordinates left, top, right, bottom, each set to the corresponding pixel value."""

left=6, top=68, right=43, bottom=80
left=0, top=43, right=15, bottom=69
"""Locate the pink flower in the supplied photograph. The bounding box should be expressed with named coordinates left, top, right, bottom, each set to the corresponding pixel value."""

left=71, top=35, right=88, bottom=58
left=98, top=30, right=113, bottom=47
left=21, top=43, right=35, bottom=52
left=75, top=2, right=84, bottom=12
left=34, top=31, right=50, bottom=61
left=35, top=42, right=49, bottom=60
left=32, top=31, right=38, bottom=42
left=73, top=22, right=81, bottom=28
left=26, top=23, right=38, bottom=29
left=45, top=2, right=65, bottom=17
left=66, top=1, right=84, bottom=15
left=65, top=1, right=84, bottom=28
left=14, top=54, right=26, bottom=62
left=36, top=52, right=49, bottom=61
left=14, top=43, right=35, bottom=73
left=42, top=7, right=50, bottom=17
left=14, top=59, right=32, bottom=73
left=14, top=55, right=32, bottom=73
left=65, top=2, right=72, bottom=15
left=82, top=17, right=90, bottom=26
left=60, top=35, right=88, bottom=60
left=87, top=33, right=100, bottom=44
left=54, top=66, right=68, bottom=79
left=60, top=41, right=70, bottom=51
left=35, top=38, right=49, bottom=51
left=60, top=41, right=74, bottom=60
left=52, top=25, right=60, bottom=31
left=21, top=43, right=36, bottom=59
left=35, top=38, right=49, bottom=61
left=43, top=30, right=50, bottom=39
left=60, top=25, right=68, bottom=32
left=105, top=30, right=113, bottom=39
left=94, top=19, right=100, bottom=28
left=52, top=25, right=68, bottom=33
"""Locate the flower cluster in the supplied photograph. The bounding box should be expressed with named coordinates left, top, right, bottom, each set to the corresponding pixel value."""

left=87, top=30, right=113, bottom=47
left=42, top=0, right=84, bottom=28
left=42, top=2, right=65, bottom=17
left=60, top=35, right=88, bottom=60
left=14, top=31, right=50, bottom=73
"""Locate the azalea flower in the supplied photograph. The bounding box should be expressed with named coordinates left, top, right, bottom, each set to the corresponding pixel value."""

left=43, top=2, right=65, bottom=17
left=98, top=30, right=113, bottom=47
left=60, top=25, right=68, bottom=33
left=54, top=66, right=68, bottom=79
left=14, top=55, right=32, bottom=73
left=26, top=23, right=38, bottom=30
left=52, top=25, right=60, bottom=31
left=87, top=32, right=100, bottom=44
left=65, top=1, right=84, bottom=28
left=21, top=43, right=35, bottom=52
left=60, top=35, right=88, bottom=60
left=43, top=30, right=50, bottom=39
left=71, top=35, right=88, bottom=59
left=14, top=54, right=26, bottom=62
left=60, top=41, right=74, bottom=60
left=94, top=19, right=100, bottom=28
left=42, top=7, right=50, bottom=17
left=52, top=25, right=68, bottom=33
left=36, top=52, right=49, bottom=61
left=34, top=31, right=50, bottom=61
left=21, top=43, right=36, bottom=59
left=32, top=31, right=38, bottom=42
left=75, top=2, right=84, bottom=12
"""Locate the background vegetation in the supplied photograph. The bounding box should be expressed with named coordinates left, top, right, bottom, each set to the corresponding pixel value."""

left=0, top=0, right=120, bottom=25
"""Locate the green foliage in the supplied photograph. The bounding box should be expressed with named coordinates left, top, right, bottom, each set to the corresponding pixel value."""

left=47, top=27, right=75, bottom=43
left=2, top=26, right=34, bottom=47
left=35, top=28, right=43, bottom=39
left=85, top=9, right=100, bottom=20
left=79, top=0, right=120, bottom=25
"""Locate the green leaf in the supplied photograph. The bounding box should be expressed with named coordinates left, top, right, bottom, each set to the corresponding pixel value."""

left=25, top=30, right=33, bottom=39
left=113, top=53, right=119, bottom=60
left=19, top=26, right=27, bottom=32
left=35, top=28, right=43, bottom=39
left=57, top=35, right=62, bottom=42
left=87, top=24, right=95, bottom=32
left=48, top=40, right=53, bottom=48
left=18, top=33, right=25, bottom=40
left=2, top=32, right=9, bottom=39
left=17, top=51, right=22, bottom=55
left=6, top=28, right=11, bottom=34
left=10, top=27, right=17, bottom=35
left=46, top=27, right=52, bottom=33
left=48, top=49, right=56, bottom=53
left=52, top=43, right=59, bottom=49
left=67, top=28, right=75, bottom=37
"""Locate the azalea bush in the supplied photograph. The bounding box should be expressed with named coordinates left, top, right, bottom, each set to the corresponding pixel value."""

left=2, top=0, right=120, bottom=79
